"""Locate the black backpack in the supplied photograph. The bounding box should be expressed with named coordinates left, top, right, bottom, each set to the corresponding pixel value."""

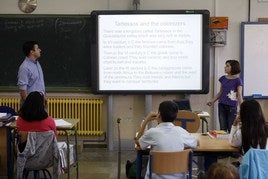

left=126, top=160, right=136, bottom=178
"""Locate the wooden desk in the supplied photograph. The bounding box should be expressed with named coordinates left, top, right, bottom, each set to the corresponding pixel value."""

left=193, top=133, right=239, bottom=152
left=5, top=118, right=80, bottom=179
left=0, top=126, right=14, bottom=179
left=55, top=118, right=80, bottom=179
left=136, top=133, right=239, bottom=179
left=0, top=127, right=8, bottom=177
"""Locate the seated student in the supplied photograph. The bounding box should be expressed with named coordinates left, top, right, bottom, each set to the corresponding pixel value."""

left=16, top=91, right=57, bottom=152
left=206, top=162, right=239, bottom=179
left=229, top=99, right=268, bottom=154
left=135, top=100, right=197, bottom=179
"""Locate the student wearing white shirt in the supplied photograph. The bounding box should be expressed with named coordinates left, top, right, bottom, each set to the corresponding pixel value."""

left=229, top=99, right=268, bottom=154
left=135, top=100, right=197, bottom=179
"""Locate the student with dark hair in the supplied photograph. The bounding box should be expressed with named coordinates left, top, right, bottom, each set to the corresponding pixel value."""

left=17, top=41, right=46, bottom=106
left=206, top=162, right=239, bottom=179
left=135, top=100, right=197, bottom=179
left=17, top=91, right=56, bottom=136
left=16, top=91, right=60, bottom=177
left=207, top=60, right=243, bottom=132
left=229, top=99, right=268, bottom=153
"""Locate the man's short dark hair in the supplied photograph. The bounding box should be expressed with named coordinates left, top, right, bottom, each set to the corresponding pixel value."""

left=22, top=41, right=39, bottom=56
left=158, top=101, right=178, bottom=122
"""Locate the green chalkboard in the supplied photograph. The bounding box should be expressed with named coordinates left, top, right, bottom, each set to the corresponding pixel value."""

left=0, top=15, right=91, bottom=92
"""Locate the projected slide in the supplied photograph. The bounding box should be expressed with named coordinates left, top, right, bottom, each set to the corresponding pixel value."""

left=91, top=10, right=210, bottom=94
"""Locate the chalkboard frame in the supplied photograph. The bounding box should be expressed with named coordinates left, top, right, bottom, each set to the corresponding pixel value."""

left=0, top=14, right=92, bottom=93
left=241, top=22, right=268, bottom=99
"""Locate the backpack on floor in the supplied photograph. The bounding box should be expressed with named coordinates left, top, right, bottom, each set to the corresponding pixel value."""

left=126, top=160, right=136, bottom=178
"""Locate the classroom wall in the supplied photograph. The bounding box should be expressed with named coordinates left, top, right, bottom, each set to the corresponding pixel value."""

left=1, top=0, right=268, bottom=149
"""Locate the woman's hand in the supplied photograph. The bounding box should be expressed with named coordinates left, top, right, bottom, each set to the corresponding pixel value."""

left=232, top=115, right=241, bottom=126
left=206, top=101, right=213, bottom=106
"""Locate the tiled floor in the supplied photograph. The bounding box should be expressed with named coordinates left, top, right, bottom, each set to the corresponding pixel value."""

left=60, top=147, right=237, bottom=179
left=6, top=146, right=235, bottom=179
left=60, top=148, right=137, bottom=179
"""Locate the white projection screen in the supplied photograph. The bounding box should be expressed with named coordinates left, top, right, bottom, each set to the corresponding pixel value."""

left=90, top=10, right=210, bottom=94
left=241, top=22, right=268, bottom=98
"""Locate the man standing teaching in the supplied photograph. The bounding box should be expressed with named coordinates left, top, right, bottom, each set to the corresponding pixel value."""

left=17, top=41, right=46, bottom=105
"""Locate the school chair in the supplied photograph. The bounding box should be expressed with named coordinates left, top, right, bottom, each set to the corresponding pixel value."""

left=149, top=149, right=193, bottom=179
left=174, top=110, right=203, bottom=177
left=16, top=130, right=60, bottom=179
left=173, top=99, right=209, bottom=133
left=239, top=148, right=268, bottom=179
left=174, top=110, right=200, bottom=133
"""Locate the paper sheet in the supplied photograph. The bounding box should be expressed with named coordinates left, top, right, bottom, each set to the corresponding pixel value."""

left=0, top=113, right=7, bottom=118
left=55, top=119, right=72, bottom=127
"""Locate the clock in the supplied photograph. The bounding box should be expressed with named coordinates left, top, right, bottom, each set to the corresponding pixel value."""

left=18, top=0, right=37, bottom=13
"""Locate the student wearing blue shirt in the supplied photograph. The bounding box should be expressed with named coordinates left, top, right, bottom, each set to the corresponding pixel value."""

left=17, top=41, right=46, bottom=105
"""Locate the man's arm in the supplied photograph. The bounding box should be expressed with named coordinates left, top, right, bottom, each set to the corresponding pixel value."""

left=20, top=89, right=27, bottom=101
left=134, top=112, right=158, bottom=146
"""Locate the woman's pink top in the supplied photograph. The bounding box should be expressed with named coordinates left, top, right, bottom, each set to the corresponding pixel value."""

left=17, top=116, right=57, bottom=137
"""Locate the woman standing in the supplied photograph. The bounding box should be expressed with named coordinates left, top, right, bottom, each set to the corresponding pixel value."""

left=207, top=60, right=243, bottom=132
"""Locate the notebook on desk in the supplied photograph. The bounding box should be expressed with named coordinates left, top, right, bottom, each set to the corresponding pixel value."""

left=0, top=113, right=12, bottom=121
left=0, top=113, right=16, bottom=127
left=207, top=130, right=229, bottom=139
left=54, top=119, right=72, bottom=127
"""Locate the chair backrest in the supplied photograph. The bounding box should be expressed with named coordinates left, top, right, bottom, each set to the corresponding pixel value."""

left=0, top=106, right=16, bottom=115
left=174, top=110, right=200, bottom=133
left=149, top=149, right=193, bottom=179
left=239, top=148, right=268, bottom=179
left=173, top=99, right=192, bottom=111
left=17, top=130, right=60, bottom=178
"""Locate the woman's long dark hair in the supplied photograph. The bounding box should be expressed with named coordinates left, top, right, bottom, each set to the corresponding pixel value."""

left=240, top=99, right=268, bottom=153
left=18, top=91, right=48, bottom=121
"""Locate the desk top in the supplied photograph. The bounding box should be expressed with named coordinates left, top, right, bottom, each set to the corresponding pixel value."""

left=55, top=118, right=80, bottom=130
left=196, top=111, right=210, bottom=118
left=192, top=133, right=239, bottom=152
left=5, top=117, right=79, bottom=130
left=136, top=133, right=239, bottom=153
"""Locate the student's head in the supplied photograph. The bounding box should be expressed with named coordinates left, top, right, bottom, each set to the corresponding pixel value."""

left=225, top=60, right=241, bottom=75
left=19, top=91, right=48, bottom=122
left=240, top=99, right=268, bottom=153
left=22, top=41, right=41, bottom=58
left=158, top=101, right=178, bottom=122
left=206, top=162, right=239, bottom=179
